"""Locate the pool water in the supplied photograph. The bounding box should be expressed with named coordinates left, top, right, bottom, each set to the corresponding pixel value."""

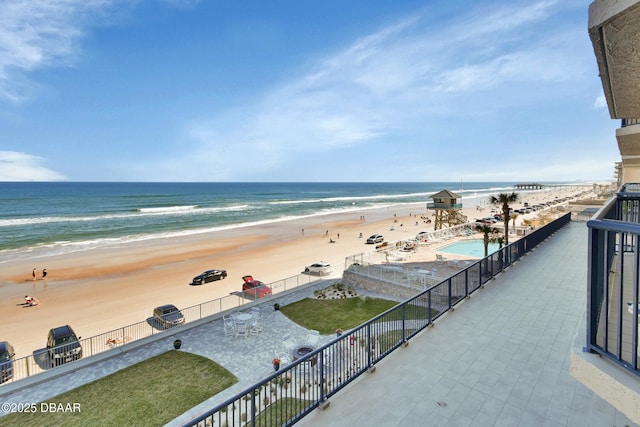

left=438, top=239, right=500, bottom=258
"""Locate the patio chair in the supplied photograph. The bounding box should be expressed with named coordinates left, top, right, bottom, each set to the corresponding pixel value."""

left=250, top=313, right=263, bottom=335
left=305, top=330, right=320, bottom=347
left=235, top=320, right=250, bottom=339
left=223, top=314, right=236, bottom=337
left=282, top=334, right=297, bottom=353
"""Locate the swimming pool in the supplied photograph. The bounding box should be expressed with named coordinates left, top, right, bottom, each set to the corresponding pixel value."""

left=438, top=239, right=500, bottom=258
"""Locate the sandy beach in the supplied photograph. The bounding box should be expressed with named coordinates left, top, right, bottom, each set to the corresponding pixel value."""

left=1, top=186, right=591, bottom=358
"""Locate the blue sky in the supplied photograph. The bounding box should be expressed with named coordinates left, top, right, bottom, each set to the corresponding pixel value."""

left=0, top=0, right=619, bottom=182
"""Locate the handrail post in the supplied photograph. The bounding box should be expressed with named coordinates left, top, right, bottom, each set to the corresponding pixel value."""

left=465, top=268, right=469, bottom=296
left=401, top=302, right=406, bottom=343
left=319, top=350, right=325, bottom=402
left=366, top=323, right=372, bottom=368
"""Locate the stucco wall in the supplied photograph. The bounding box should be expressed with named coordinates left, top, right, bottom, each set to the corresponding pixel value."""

left=342, top=269, right=422, bottom=300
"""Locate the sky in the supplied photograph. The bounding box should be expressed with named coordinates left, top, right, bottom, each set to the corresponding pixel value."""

left=0, top=0, right=620, bottom=182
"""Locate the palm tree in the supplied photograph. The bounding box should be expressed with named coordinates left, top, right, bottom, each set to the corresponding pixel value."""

left=489, top=192, right=519, bottom=245
left=475, top=224, right=498, bottom=258
left=511, top=213, right=519, bottom=228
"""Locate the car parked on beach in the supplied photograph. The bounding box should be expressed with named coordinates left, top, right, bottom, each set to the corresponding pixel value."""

left=47, top=325, right=82, bottom=367
left=416, top=231, right=429, bottom=240
left=241, top=275, right=273, bottom=299
left=304, top=261, right=332, bottom=275
left=0, top=341, right=15, bottom=383
left=190, top=269, right=227, bottom=285
left=153, top=304, right=185, bottom=329
left=475, top=218, right=496, bottom=224
left=366, top=234, right=384, bottom=244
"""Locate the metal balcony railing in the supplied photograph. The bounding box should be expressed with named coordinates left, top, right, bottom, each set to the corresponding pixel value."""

left=184, top=213, right=571, bottom=427
left=622, top=118, right=640, bottom=127
left=587, top=183, right=640, bottom=376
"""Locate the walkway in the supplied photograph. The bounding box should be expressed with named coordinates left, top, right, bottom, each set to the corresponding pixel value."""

left=297, top=222, right=637, bottom=426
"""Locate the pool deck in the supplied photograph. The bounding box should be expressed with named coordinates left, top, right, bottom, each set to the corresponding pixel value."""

left=437, top=238, right=501, bottom=258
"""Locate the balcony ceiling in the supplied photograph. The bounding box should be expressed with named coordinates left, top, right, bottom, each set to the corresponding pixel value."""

left=589, top=1, right=640, bottom=119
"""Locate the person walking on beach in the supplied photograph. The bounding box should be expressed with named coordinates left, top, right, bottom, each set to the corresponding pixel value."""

left=42, top=269, right=48, bottom=279
left=32, top=268, right=36, bottom=281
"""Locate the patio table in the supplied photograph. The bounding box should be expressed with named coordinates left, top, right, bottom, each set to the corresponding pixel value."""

left=234, top=312, right=253, bottom=339
left=235, top=312, right=253, bottom=322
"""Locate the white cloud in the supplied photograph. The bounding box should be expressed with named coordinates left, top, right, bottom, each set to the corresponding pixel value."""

left=0, top=151, right=66, bottom=181
left=0, top=0, right=604, bottom=182
left=0, top=0, right=120, bottom=103
left=594, top=94, right=608, bottom=109
left=171, top=0, right=589, bottom=181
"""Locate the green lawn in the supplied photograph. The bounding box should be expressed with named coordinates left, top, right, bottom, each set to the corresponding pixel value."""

left=279, top=296, right=400, bottom=334
left=0, top=350, right=237, bottom=427
left=280, top=296, right=439, bottom=336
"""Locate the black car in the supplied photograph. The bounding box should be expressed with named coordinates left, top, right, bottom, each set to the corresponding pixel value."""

left=153, top=304, right=185, bottom=329
left=190, top=269, right=227, bottom=285
left=47, top=325, right=82, bottom=367
left=0, top=341, right=15, bottom=383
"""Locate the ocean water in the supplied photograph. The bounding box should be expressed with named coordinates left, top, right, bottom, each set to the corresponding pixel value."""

left=0, top=181, right=537, bottom=262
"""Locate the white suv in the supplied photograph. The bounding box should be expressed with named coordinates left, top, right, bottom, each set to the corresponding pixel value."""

left=367, top=234, right=384, bottom=244
left=304, top=261, right=332, bottom=275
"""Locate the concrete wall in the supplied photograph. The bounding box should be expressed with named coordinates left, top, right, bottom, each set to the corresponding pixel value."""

left=342, top=270, right=422, bottom=301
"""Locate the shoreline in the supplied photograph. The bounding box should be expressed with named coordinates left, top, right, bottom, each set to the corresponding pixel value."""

left=0, top=186, right=590, bottom=358
left=0, top=186, right=564, bottom=264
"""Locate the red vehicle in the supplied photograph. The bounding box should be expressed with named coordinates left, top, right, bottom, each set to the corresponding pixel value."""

left=241, top=275, right=273, bottom=299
